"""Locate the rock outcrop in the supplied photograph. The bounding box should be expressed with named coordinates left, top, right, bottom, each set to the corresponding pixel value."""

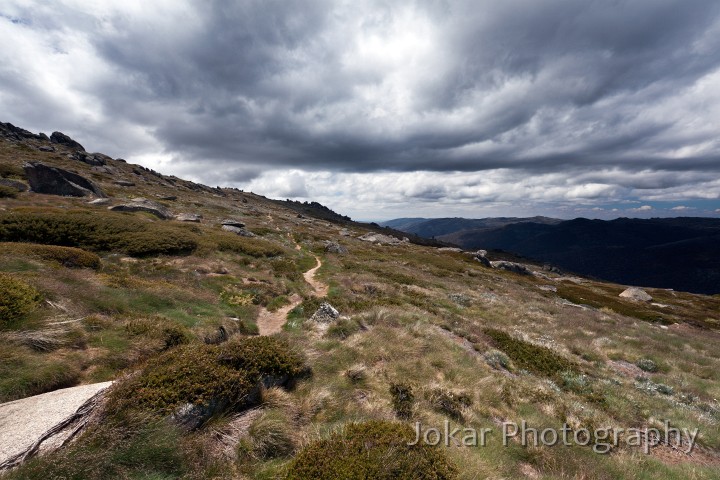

left=23, top=162, right=106, bottom=197
left=109, top=198, right=172, bottom=219
left=221, top=219, right=255, bottom=236
left=0, top=122, right=48, bottom=142
left=619, top=287, right=652, bottom=302
left=50, top=131, right=84, bottom=151
left=358, top=232, right=406, bottom=245
left=490, top=260, right=532, bottom=275
left=70, top=151, right=109, bottom=167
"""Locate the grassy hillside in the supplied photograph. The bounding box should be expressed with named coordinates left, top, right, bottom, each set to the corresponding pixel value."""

left=1, top=132, right=719, bottom=479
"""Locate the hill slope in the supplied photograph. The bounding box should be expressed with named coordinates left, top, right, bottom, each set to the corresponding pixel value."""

left=0, top=123, right=719, bottom=479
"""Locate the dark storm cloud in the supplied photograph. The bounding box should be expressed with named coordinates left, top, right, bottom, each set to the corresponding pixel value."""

left=1, top=0, right=720, bottom=212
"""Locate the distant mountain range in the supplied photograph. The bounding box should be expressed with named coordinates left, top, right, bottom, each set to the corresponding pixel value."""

left=380, top=216, right=720, bottom=295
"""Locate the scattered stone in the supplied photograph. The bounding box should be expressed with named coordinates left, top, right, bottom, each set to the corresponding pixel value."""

left=23, top=162, right=106, bottom=197
left=448, top=293, right=472, bottom=306
left=310, top=302, right=340, bottom=323
left=221, top=219, right=245, bottom=228
left=324, top=241, right=348, bottom=255
left=0, top=179, right=28, bottom=192
left=221, top=225, right=256, bottom=237
left=109, top=198, right=171, bottom=219
left=537, top=285, right=558, bottom=293
left=113, top=180, right=135, bottom=187
left=176, top=213, right=202, bottom=222
left=37, top=146, right=55, bottom=152
left=50, top=131, right=85, bottom=151
left=339, top=228, right=351, bottom=236
left=490, top=260, right=532, bottom=275
left=619, top=287, right=652, bottom=302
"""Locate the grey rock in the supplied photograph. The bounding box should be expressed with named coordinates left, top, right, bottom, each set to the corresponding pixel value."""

left=0, top=122, right=47, bottom=142
left=109, top=199, right=171, bottom=219
left=324, top=241, right=348, bottom=255
left=176, top=213, right=202, bottom=222
left=0, top=178, right=28, bottom=192
left=339, top=228, right=351, bottom=236
left=619, top=287, right=652, bottom=302
left=438, top=247, right=463, bottom=253
left=221, top=225, right=256, bottom=237
left=87, top=198, right=110, bottom=205
left=113, top=180, right=135, bottom=187
left=50, top=131, right=84, bottom=151
left=475, top=256, right=492, bottom=267
left=71, top=151, right=107, bottom=166
left=538, top=285, right=558, bottom=293
left=310, top=302, right=340, bottom=323
left=157, top=195, right=177, bottom=201
left=37, top=146, right=55, bottom=152
left=490, top=260, right=532, bottom=275
left=23, top=162, right=105, bottom=197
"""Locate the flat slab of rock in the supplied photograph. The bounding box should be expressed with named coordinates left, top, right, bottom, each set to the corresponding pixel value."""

left=438, top=247, right=463, bottom=253
left=109, top=199, right=171, bottom=219
left=23, top=162, right=106, bottom=198
left=0, top=382, right=112, bottom=469
left=113, top=180, right=135, bottom=187
left=221, top=219, right=245, bottom=228
left=619, top=287, right=652, bottom=302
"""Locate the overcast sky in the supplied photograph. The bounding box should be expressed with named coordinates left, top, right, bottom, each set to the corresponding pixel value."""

left=2, top=0, right=720, bottom=220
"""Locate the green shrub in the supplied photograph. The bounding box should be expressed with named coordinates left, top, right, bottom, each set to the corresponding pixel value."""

left=0, top=242, right=101, bottom=268
left=286, top=421, right=458, bottom=480
left=107, top=337, right=305, bottom=416
left=484, top=349, right=512, bottom=370
left=0, top=185, right=18, bottom=198
left=484, top=328, right=577, bottom=378
left=271, top=257, right=301, bottom=280
left=389, top=382, right=414, bottom=420
left=0, top=273, right=42, bottom=326
left=0, top=210, right=198, bottom=256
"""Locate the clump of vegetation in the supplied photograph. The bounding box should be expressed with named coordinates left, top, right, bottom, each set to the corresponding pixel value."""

left=425, top=387, right=472, bottom=421
left=243, top=409, right=297, bottom=460
left=205, top=232, right=285, bottom=257
left=0, top=185, right=18, bottom=198
left=326, top=317, right=362, bottom=339
left=389, top=382, right=414, bottom=420
left=0, top=242, right=101, bottom=268
left=286, top=421, right=458, bottom=480
left=484, top=328, right=576, bottom=378
left=6, top=415, right=188, bottom=480
left=345, top=364, right=367, bottom=384
left=107, top=337, right=305, bottom=417
left=0, top=210, right=198, bottom=257
left=636, top=358, right=658, bottom=373
left=0, top=162, right=24, bottom=178
left=484, top=349, right=512, bottom=371
left=0, top=345, right=82, bottom=401
left=124, top=316, right=192, bottom=350
left=0, top=272, right=42, bottom=327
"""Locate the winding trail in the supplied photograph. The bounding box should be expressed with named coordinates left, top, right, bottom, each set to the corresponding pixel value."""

left=257, top=252, right=327, bottom=336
